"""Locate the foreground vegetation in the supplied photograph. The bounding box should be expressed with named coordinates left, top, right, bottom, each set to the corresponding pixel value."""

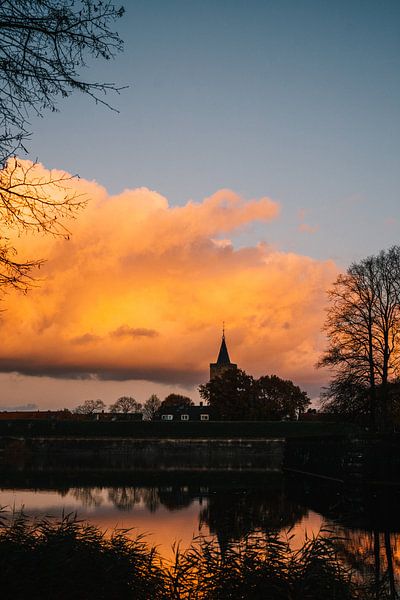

left=0, top=511, right=393, bottom=599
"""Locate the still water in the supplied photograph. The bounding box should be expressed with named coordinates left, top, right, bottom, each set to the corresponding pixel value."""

left=0, top=474, right=327, bottom=557
left=0, top=482, right=324, bottom=558
left=1, top=460, right=399, bottom=592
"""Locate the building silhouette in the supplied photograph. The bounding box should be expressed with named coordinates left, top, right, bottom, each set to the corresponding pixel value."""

left=210, top=328, right=237, bottom=379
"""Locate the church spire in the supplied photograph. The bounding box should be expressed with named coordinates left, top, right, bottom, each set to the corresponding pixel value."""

left=210, top=325, right=237, bottom=379
left=216, top=326, right=231, bottom=365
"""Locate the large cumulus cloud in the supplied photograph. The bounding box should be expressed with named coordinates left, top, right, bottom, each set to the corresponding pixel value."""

left=0, top=162, right=337, bottom=387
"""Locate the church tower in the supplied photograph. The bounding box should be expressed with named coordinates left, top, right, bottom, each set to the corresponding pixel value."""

left=210, top=327, right=237, bottom=379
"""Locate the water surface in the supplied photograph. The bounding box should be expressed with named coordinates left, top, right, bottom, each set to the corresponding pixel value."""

left=1, top=459, right=399, bottom=593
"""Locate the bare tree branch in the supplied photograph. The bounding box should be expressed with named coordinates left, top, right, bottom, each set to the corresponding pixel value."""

left=318, top=246, right=400, bottom=429
left=0, top=1, right=125, bottom=293
left=0, top=0, right=125, bottom=166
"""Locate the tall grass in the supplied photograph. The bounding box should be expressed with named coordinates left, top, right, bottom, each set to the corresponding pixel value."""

left=0, top=510, right=164, bottom=599
left=0, top=510, right=392, bottom=599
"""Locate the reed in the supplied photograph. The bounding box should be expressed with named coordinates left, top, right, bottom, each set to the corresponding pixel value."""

left=0, top=510, right=391, bottom=599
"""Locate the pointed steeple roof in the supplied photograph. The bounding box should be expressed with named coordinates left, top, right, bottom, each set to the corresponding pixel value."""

left=210, top=325, right=237, bottom=379
left=216, top=329, right=231, bottom=365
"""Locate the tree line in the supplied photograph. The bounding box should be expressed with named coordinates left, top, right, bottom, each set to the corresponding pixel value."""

left=72, top=393, right=196, bottom=420
left=200, top=369, right=310, bottom=420
left=73, top=395, right=160, bottom=420
left=71, top=376, right=311, bottom=422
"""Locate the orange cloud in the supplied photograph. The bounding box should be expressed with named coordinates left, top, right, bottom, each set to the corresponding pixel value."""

left=0, top=162, right=337, bottom=388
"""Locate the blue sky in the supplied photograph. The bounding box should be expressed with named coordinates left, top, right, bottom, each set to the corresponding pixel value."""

left=27, top=0, right=400, bottom=267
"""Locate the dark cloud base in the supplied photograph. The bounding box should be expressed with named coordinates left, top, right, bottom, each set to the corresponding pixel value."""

left=0, top=359, right=205, bottom=385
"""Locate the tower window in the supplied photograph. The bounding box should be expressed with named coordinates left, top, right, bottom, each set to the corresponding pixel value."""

left=181, top=414, right=189, bottom=421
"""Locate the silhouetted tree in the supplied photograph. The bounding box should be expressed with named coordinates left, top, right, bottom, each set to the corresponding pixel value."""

left=320, top=378, right=370, bottom=422
left=318, top=246, right=400, bottom=428
left=322, top=380, right=400, bottom=426
left=143, top=394, right=161, bottom=420
left=199, top=369, right=254, bottom=420
left=161, top=394, right=194, bottom=410
left=255, top=375, right=310, bottom=420
left=73, top=399, right=105, bottom=414
left=109, top=396, right=142, bottom=413
left=0, top=1, right=124, bottom=292
left=200, top=369, right=309, bottom=420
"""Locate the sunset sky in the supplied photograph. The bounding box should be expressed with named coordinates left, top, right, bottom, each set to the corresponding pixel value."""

left=1, top=1, right=399, bottom=409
